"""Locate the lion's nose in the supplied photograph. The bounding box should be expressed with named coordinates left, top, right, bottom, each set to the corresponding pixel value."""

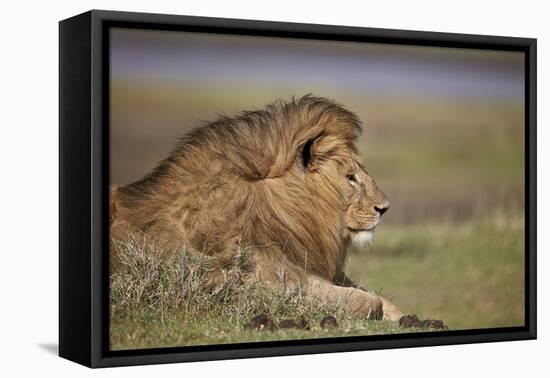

left=374, top=203, right=389, bottom=216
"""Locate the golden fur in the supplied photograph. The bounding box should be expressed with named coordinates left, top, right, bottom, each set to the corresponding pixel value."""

left=110, top=95, right=402, bottom=320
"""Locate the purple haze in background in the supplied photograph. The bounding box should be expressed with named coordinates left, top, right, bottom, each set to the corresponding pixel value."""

left=111, top=28, right=524, bottom=101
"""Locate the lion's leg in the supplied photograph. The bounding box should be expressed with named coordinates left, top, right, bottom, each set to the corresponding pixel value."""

left=305, top=275, right=384, bottom=319
left=335, top=272, right=403, bottom=321
left=250, top=254, right=383, bottom=320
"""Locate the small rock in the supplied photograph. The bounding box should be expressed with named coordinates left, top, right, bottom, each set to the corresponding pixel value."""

left=279, top=317, right=310, bottom=330
left=400, top=315, right=448, bottom=330
left=279, top=319, right=298, bottom=329
left=246, top=313, right=276, bottom=331
left=399, top=314, right=421, bottom=328
left=296, top=317, right=310, bottom=330
left=424, top=319, right=448, bottom=330
left=418, top=319, right=432, bottom=328
left=320, top=315, right=338, bottom=329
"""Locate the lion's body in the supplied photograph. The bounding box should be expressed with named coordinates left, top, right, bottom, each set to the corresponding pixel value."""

left=110, top=96, right=402, bottom=321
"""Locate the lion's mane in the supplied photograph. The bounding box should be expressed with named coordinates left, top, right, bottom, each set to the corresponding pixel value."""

left=111, top=95, right=362, bottom=282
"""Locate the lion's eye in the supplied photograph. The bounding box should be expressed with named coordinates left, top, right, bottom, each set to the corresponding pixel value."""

left=347, top=174, right=358, bottom=185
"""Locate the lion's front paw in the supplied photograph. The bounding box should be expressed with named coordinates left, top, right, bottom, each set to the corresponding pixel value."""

left=347, top=291, right=384, bottom=320
left=380, top=296, right=403, bottom=321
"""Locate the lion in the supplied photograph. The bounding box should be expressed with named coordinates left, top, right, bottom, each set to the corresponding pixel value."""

left=110, top=95, right=403, bottom=321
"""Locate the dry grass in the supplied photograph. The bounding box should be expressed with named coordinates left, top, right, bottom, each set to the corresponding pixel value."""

left=110, top=238, right=347, bottom=322
left=110, top=238, right=411, bottom=350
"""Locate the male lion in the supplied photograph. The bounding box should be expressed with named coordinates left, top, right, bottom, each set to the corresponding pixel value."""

left=110, top=95, right=403, bottom=321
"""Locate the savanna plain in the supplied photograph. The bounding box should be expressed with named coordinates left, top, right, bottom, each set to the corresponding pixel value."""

left=110, top=87, right=524, bottom=350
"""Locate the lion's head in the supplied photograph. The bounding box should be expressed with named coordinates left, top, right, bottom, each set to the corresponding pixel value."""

left=114, top=95, right=389, bottom=282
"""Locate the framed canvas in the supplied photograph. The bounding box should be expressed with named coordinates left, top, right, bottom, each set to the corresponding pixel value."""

left=59, top=10, right=537, bottom=368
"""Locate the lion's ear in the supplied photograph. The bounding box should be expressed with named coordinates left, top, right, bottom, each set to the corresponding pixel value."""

left=301, top=133, right=322, bottom=171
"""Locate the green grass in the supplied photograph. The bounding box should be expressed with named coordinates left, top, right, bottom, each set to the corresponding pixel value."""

left=110, top=312, right=420, bottom=350
left=348, top=212, right=525, bottom=330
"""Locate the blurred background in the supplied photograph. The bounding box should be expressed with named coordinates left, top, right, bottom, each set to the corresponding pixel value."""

left=110, top=28, right=525, bottom=330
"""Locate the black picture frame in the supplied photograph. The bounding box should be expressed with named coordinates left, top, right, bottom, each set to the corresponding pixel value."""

left=59, top=9, right=537, bottom=368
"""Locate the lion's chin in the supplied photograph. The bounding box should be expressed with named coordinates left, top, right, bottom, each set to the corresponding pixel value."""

left=349, top=230, right=375, bottom=252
